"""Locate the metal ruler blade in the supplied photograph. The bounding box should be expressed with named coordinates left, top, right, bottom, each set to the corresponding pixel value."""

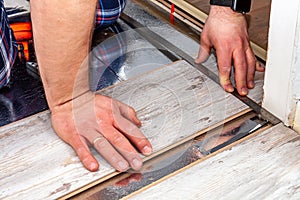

left=120, top=13, right=281, bottom=125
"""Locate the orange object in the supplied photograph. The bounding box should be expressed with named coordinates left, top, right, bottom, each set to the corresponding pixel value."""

left=13, top=31, right=32, bottom=41
left=10, top=22, right=32, bottom=33
left=10, top=22, right=33, bottom=61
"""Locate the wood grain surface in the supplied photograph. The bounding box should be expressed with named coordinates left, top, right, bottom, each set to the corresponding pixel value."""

left=0, top=60, right=263, bottom=199
left=126, top=123, right=300, bottom=200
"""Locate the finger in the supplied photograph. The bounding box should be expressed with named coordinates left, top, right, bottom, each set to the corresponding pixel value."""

left=256, top=61, right=265, bottom=72
left=245, top=48, right=256, bottom=89
left=68, top=134, right=99, bottom=171
left=216, top=49, right=234, bottom=93
left=100, top=126, right=144, bottom=171
left=113, top=115, right=152, bottom=156
left=117, top=101, right=141, bottom=127
left=91, top=133, right=130, bottom=172
left=195, top=37, right=212, bottom=64
left=233, top=49, right=248, bottom=96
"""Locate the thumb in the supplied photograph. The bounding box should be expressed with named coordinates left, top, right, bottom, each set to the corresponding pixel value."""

left=195, top=39, right=212, bottom=64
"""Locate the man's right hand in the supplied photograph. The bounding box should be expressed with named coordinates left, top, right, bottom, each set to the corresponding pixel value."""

left=196, top=6, right=265, bottom=96
left=51, top=92, right=152, bottom=172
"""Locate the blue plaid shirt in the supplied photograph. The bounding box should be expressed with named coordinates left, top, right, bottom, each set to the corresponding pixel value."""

left=0, top=0, right=126, bottom=89
left=96, top=0, right=126, bottom=27
left=0, top=0, right=18, bottom=89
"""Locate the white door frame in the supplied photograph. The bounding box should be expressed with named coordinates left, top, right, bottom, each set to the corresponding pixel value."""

left=263, top=0, right=300, bottom=132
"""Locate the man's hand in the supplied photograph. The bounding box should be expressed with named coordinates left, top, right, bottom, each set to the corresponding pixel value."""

left=195, top=6, right=264, bottom=96
left=31, top=0, right=154, bottom=172
left=51, top=93, right=152, bottom=172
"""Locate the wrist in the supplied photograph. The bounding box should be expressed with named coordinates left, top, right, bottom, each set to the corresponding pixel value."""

left=41, top=60, right=91, bottom=112
left=43, top=82, right=90, bottom=112
left=50, top=90, right=93, bottom=114
left=210, top=5, right=245, bottom=18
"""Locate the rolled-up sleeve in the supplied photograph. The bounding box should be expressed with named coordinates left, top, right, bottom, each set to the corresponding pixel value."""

left=96, top=0, right=127, bottom=28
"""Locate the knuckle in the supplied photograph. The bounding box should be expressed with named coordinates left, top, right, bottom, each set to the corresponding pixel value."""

left=200, top=35, right=209, bottom=45
left=128, top=106, right=135, bottom=113
left=128, top=126, right=137, bottom=134
left=107, top=113, right=115, bottom=122
left=124, top=106, right=136, bottom=116
left=111, top=133, right=125, bottom=146
left=219, top=66, right=231, bottom=74
left=234, top=59, right=247, bottom=69
left=235, top=35, right=247, bottom=44
left=136, top=138, right=148, bottom=148
left=98, top=111, right=115, bottom=123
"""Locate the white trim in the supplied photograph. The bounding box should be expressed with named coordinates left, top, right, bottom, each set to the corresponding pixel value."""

left=294, top=102, right=300, bottom=132
left=263, top=0, right=300, bottom=128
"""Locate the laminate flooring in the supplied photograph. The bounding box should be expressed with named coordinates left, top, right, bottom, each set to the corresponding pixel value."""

left=0, top=60, right=264, bottom=199
left=126, top=123, right=300, bottom=200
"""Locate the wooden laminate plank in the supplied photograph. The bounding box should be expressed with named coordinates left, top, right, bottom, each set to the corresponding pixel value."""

left=125, top=123, right=300, bottom=200
left=69, top=111, right=257, bottom=199
left=148, top=0, right=204, bottom=30
left=0, top=60, right=263, bottom=199
left=166, top=0, right=208, bottom=22
left=185, top=0, right=210, bottom=13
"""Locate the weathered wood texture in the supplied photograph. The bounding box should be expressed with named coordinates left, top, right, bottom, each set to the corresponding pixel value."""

left=126, top=123, right=300, bottom=200
left=0, top=60, right=263, bottom=199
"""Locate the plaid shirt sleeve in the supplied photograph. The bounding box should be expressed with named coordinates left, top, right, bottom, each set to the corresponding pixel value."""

left=0, top=0, right=17, bottom=89
left=96, top=0, right=126, bottom=28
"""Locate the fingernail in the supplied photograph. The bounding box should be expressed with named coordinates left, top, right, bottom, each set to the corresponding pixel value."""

left=225, top=84, right=234, bottom=93
left=132, top=158, right=142, bottom=170
left=137, top=120, right=142, bottom=127
left=241, top=87, right=248, bottom=95
left=89, top=162, right=98, bottom=171
left=143, top=145, right=152, bottom=155
left=248, top=81, right=255, bottom=88
left=118, top=161, right=129, bottom=171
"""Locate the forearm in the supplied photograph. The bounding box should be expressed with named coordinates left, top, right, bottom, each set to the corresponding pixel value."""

left=31, top=0, right=97, bottom=111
